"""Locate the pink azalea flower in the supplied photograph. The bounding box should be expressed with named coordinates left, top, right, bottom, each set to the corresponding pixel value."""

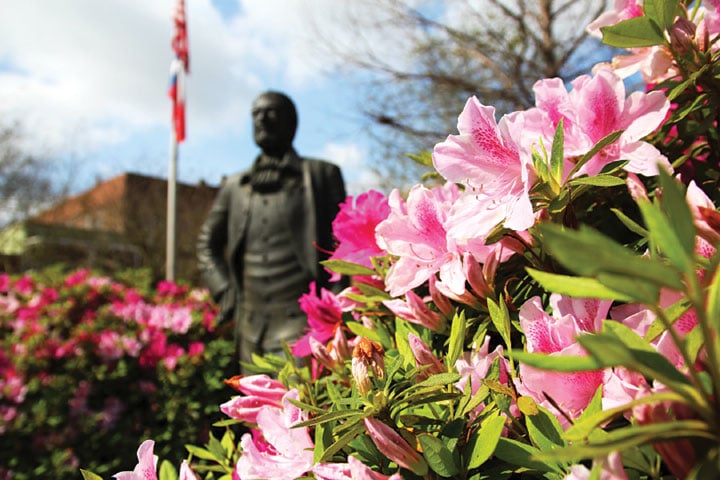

left=433, top=97, right=535, bottom=233
left=235, top=389, right=315, bottom=480
left=313, top=456, right=402, bottom=480
left=515, top=294, right=612, bottom=426
left=330, top=190, right=391, bottom=271
left=531, top=68, right=671, bottom=177
left=375, top=183, right=467, bottom=297
left=383, top=289, right=446, bottom=332
left=113, top=439, right=158, bottom=480
left=291, top=282, right=346, bottom=356
left=221, top=374, right=286, bottom=425
left=455, top=336, right=510, bottom=398
left=179, top=460, right=199, bottom=480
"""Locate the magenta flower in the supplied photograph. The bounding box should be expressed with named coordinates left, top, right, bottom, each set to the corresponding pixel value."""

left=113, top=439, right=158, bottom=480
left=363, top=417, right=428, bottom=475
left=375, top=183, right=467, bottom=297
left=235, top=389, right=314, bottom=480
left=330, top=190, right=391, bottom=271
left=291, top=282, right=345, bottom=356
left=515, top=294, right=612, bottom=426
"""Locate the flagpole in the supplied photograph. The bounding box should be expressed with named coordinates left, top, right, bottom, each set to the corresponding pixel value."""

left=166, top=128, right=178, bottom=281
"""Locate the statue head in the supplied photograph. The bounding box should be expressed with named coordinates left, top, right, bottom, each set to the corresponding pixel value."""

left=251, top=91, right=298, bottom=157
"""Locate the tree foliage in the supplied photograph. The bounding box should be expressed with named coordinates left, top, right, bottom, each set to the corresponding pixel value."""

left=310, top=0, right=618, bottom=187
left=0, top=124, right=66, bottom=227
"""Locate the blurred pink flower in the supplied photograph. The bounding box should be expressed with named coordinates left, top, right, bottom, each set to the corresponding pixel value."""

left=330, top=190, right=391, bottom=271
left=292, top=282, right=345, bottom=356
left=162, top=344, right=185, bottom=371
left=179, top=460, right=199, bottom=480
left=235, top=389, right=314, bottom=480
left=563, top=451, right=628, bottom=480
left=113, top=439, right=158, bottom=480
left=586, top=0, right=643, bottom=38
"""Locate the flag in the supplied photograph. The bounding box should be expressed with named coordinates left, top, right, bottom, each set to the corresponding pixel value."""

left=169, top=0, right=189, bottom=143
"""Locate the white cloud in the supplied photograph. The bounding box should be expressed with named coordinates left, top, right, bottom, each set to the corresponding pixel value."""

left=0, top=0, right=398, bottom=191
left=320, top=142, right=381, bottom=195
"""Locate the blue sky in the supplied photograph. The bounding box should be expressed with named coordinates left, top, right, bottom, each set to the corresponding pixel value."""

left=0, top=0, right=386, bottom=196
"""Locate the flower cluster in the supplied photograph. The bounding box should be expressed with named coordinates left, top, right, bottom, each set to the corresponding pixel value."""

left=1, top=267, right=234, bottom=480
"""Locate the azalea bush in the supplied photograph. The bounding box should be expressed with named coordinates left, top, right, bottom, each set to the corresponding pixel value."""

left=0, top=266, right=235, bottom=479
left=85, top=1, right=720, bottom=479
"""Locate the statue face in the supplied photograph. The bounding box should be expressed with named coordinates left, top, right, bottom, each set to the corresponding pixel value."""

left=251, top=94, right=295, bottom=155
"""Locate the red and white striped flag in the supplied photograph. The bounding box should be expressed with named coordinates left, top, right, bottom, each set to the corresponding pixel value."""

left=169, top=0, right=189, bottom=143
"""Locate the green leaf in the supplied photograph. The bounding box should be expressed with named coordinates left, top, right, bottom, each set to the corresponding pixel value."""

left=567, top=130, right=623, bottom=179
left=563, top=390, right=687, bottom=442
left=347, top=321, right=383, bottom=344
left=185, top=444, right=223, bottom=462
left=294, top=408, right=365, bottom=428
left=510, top=350, right=602, bottom=372
left=550, top=119, right=565, bottom=189
left=493, top=437, right=563, bottom=473
left=419, top=434, right=460, bottom=477
left=446, top=310, right=467, bottom=369
left=159, top=460, right=178, bottom=480
left=407, top=150, right=434, bottom=167
left=539, top=420, right=714, bottom=462
left=320, top=259, right=376, bottom=276
left=539, top=223, right=684, bottom=293
left=643, top=0, right=678, bottom=30
left=567, top=175, right=626, bottom=188
left=526, top=268, right=633, bottom=301
left=524, top=403, right=566, bottom=451
left=611, top=208, right=648, bottom=237
left=319, top=421, right=367, bottom=463
left=466, top=412, right=507, bottom=469
left=414, top=372, right=462, bottom=388
left=656, top=169, right=696, bottom=272
left=600, top=17, right=665, bottom=47
left=487, top=296, right=512, bottom=350
left=80, top=470, right=104, bottom=480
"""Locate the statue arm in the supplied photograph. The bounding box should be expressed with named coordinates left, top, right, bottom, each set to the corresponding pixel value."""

left=197, top=183, right=232, bottom=302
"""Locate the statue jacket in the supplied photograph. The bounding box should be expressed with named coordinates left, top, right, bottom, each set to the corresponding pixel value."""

left=196, top=149, right=346, bottom=322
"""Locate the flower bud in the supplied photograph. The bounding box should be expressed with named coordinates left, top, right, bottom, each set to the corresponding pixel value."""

left=352, top=338, right=385, bottom=395
left=669, top=17, right=697, bottom=56
left=363, top=417, right=428, bottom=475
left=407, top=333, right=444, bottom=380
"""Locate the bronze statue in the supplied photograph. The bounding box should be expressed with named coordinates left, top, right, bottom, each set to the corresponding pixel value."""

left=197, top=91, right=346, bottom=372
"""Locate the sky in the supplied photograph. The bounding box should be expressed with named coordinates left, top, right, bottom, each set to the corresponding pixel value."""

left=0, top=0, right=395, bottom=197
